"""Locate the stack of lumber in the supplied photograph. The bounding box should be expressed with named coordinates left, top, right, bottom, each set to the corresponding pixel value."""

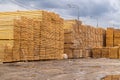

left=101, top=47, right=109, bottom=58
left=39, top=12, right=64, bottom=60
left=80, top=25, right=105, bottom=57
left=0, top=10, right=64, bottom=62
left=92, top=46, right=119, bottom=59
left=106, top=28, right=114, bottom=47
left=0, top=16, right=17, bottom=62
left=114, top=29, right=120, bottom=46
left=14, top=17, right=34, bottom=61
left=109, top=46, right=119, bottom=59
left=92, top=47, right=102, bottom=58
left=64, top=20, right=82, bottom=58
left=106, top=28, right=120, bottom=47
left=4, top=44, right=13, bottom=62
left=97, top=28, right=106, bottom=47
left=102, top=75, right=120, bottom=80
left=64, top=20, right=106, bottom=59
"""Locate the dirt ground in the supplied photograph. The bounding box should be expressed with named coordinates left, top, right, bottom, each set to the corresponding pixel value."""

left=1, top=58, right=120, bottom=80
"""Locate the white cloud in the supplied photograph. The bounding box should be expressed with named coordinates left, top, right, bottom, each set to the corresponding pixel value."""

left=0, top=0, right=120, bottom=28
left=0, top=2, right=26, bottom=12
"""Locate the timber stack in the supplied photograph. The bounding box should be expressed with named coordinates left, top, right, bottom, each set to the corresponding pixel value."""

left=0, top=10, right=64, bottom=62
left=92, top=28, right=120, bottom=59
left=64, top=20, right=106, bottom=59
left=102, top=75, right=120, bottom=80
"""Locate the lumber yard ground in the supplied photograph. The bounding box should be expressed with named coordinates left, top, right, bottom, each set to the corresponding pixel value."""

left=1, top=59, right=120, bottom=80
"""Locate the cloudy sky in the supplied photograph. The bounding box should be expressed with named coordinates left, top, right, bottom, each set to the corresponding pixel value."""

left=0, top=0, right=120, bottom=28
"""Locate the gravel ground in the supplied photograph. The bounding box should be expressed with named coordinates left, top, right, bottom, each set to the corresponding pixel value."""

left=1, top=58, right=120, bottom=80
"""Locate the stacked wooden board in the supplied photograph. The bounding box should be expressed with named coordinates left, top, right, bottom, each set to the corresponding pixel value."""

left=92, top=47, right=102, bottom=58
left=92, top=28, right=120, bottom=59
left=102, top=75, right=120, bottom=80
left=109, top=46, right=119, bottom=59
left=106, top=28, right=114, bottom=47
left=0, top=10, right=64, bottom=62
left=64, top=20, right=82, bottom=58
left=102, top=47, right=109, bottom=58
left=114, top=29, right=120, bottom=46
left=64, top=20, right=106, bottom=59
left=13, top=17, right=35, bottom=61
left=92, top=46, right=119, bottom=59
left=106, top=28, right=120, bottom=47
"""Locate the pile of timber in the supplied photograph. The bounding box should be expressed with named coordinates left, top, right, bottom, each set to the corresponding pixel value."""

left=114, top=29, right=120, bottom=46
left=64, top=20, right=82, bottom=58
left=92, top=46, right=120, bottom=59
left=106, top=28, right=114, bottom=47
left=64, top=20, right=106, bottom=59
left=102, top=75, right=120, bottom=80
left=106, top=28, right=120, bottom=47
left=92, top=28, right=120, bottom=59
left=0, top=10, right=64, bottom=62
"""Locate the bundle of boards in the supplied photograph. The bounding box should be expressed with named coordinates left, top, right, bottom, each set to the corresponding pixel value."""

left=92, top=28, right=120, bottom=59
left=92, top=46, right=120, bottom=59
left=64, top=20, right=105, bottom=59
left=0, top=10, right=64, bottom=62
left=102, top=75, right=120, bottom=80
left=106, top=28, right=120, bottom=47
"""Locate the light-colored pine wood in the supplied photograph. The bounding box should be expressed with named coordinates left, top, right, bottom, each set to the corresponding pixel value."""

left=92, top=47, right=102, bottom=58
left=64, top=20, right=105, bottom=58
left=0, top=10, right=64, bottom=62
left=101, top=47, right=109, bottom=58
left=109, top=47, right=119, bottom=59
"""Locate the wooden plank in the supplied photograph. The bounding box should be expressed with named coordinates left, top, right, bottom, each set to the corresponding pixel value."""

left=109, top=47, right=119, bottom=59
left=106, top=28, right=114, bottom=47
left=112, top=75, right=120, bottom=80
left=102, top=47, right=109, bottom=58
left=92, top=47, right=102, bottom=58
left=103, top=75, right=112, bottom=80
left=0, top=10, right=64, bottom=62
